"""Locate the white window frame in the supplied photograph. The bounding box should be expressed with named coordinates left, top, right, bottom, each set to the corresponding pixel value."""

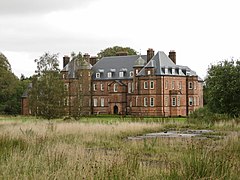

left=177, top=96, right=181, bottom=106
left=107, top=72, right=112, bottom=78
left=128, top=82, right=131, bottom=93
left=189, top=82, right=193, bottom=89
left=129, top=71, right=134, bottom=77
left=114, top=84, right=118, bottom=92
left=101, top=98, right=104, bottom=107
left=93, top=98, right=97, bottom=107
left=144, top=81, right=148, bottom=89
left=100, top=83, right=104, bottom=91
left=150, top=81, right=154, bottom=89
left=144, top=97, right=148, bottom=107
left=96, top=73, right=100, bottom=78
left=189, top=97, right=193, bottom=106
left=119, top=71, right=124, bottom=77
left=147, top=70, right=151, bottom=75
left=150, top=97, right=154, bottom=107
left=172, top=97, right=177, bottom=106
left=172, top=81, right=175, bottom=89
left=178, top=81, right=182, bottom=90
left=93, top=84, right=97, bottom=91
left=165, top=80, right=168, bottom=89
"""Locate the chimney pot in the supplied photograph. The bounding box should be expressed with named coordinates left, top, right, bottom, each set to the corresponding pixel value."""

left=63, top=55, right=70, bottom=68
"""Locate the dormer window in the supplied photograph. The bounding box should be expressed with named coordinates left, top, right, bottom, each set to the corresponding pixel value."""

left=96, top=73, right=100, bottom=78
left=119, top=71, right=124, bottom=77
left=107, top=72, right=112, bottom=78
left=129, top=71, right=134, bottom=77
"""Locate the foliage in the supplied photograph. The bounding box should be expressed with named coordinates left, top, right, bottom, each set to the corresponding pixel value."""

left=205, top=59, right=240, bottom=117
left=0, top=52, right=29, bottom=115
left=29, top=53, right=66, bottom=119
left=97, top=46, right=137, bottom=58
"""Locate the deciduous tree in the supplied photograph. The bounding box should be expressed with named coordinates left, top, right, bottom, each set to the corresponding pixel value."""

left=97, top=46, right=137, bottom=58
left=205, top=59, right=240, bottom=117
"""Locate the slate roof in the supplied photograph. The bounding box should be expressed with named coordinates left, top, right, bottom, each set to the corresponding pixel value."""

left=91, top=55, right=147, bottom=80
left=62, top=51, right=201, bottom=80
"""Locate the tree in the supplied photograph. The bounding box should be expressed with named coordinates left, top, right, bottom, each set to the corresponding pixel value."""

left=0, top=52, right=23, bottom=115
left=97, top=46, right=137, bottom=58
left=205, top=59, right=240, bottom=117
left=29, top=53, right=66, bottom=119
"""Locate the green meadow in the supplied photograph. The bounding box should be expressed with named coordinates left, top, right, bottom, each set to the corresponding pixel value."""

left=0, top=116, right=239, bottom=179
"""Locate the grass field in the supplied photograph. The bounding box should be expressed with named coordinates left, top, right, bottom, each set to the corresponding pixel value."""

left=0, top=116, right=239, bottom=179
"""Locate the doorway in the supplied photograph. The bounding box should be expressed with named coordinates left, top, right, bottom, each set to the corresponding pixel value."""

left=113, top=105, right=118, bottom=114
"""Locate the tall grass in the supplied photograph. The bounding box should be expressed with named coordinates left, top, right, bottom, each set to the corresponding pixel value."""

left=0, top=117, right=239, bottom=179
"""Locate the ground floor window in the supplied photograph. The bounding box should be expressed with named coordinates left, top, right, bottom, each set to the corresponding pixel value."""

left=172, top=97, right=176, bottom=106
left=150, top=97, right=154, bottom=107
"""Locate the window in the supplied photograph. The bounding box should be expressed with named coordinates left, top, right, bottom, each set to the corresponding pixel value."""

left=62, top=74, right=65, bottom=79
left=88, top=72, right=91, bottom=77
left=93, top=84, right=97, bottom=91
left=130, top=101, right=132, bottom=107
left=100, top=83, right=104, bottom=91
left=194, top=82, right=197, bottom=89
left=93, top=99, right=97, bottom=107
left=107, top=72, right=112, bottom=78
left=64, top=84, right=68, bottom=91
left=172, top=97, right=176, bottom=106
left=177, top=96, right=181, bottom=106
left=129, top=71, right=134, bottom=77
left=144, top=97, right=148, bottom=107
left=189, top=97, right=193, bottom=106
left=79, top=84, right=82, bottom=91
left=172, top=68, right=175, bottom=75
left=150, top=81, right=154, bottom=89
left=101, top=98, right=104, bottom=107
left=165, top=80, right=168, bottom=89
left=119, top=71, right=124, bottom=77
left=172, top=81, right=175, bottom=89
left=178, top=81, right=182, bottom=90
left=189, top=82, right=193, bottom=89
left=165, top=67, right=168, bottom=74
left=147, top=70, right=151, bottom=75
left=96, top=73, right=100, bottom=78
left=150, top=97, right=154, bottom=107
left=64, top=98, right=69, bottom=106
left=144, top=81, right=148, bottom=89
left=114, top=84, right=118, bottom=92
left=135, top=96, right=138, bottom=106
left=165, top=97, right=168, bottom=106
left=135, top=69, right=139, bottom=74
left=80, top=72, right=82, bottom=77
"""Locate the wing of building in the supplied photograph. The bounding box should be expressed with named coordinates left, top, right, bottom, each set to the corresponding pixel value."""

left=22, top=49, right=203, bottom=117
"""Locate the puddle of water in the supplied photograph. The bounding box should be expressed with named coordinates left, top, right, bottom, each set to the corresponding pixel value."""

left=128, top=130, right=215, bottom=140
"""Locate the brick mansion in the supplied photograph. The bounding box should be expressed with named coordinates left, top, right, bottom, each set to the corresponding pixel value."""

left=22, top=49, right=203, bottom=117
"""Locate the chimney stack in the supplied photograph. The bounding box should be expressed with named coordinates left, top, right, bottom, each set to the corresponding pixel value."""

left=147, top=48, right=154, bottom=62
left=168, top=50, right=176, bottom=64
left=63, top=56, right=70, bottom=68
left=90, top=56, right=97, bottom=66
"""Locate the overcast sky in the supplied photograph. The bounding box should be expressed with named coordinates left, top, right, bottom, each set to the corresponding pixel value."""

left=1, top=0, right=240, bottom=79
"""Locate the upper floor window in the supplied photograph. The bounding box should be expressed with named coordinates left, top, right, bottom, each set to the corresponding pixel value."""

left=172, top=81, right=175, bottom=89
left=165, top=97, right=168, bottom=106
left=107, top=72, right=112, bottom=78
left=150, top=97, right=154, bottom=107
left=165, top=80, right=168, bottom=89
left=88, top=72, right=91, bottom=77
left=128, top=82, right=132, bottom=93
left=79, top=83, right=82, bottom=91
left=64, top=84, right=69, bottom=92
left=62, top=74, right=65, bottom=79
left=119, top=71, right=124, bottom=77
left=135, top=69, right=139, bottom=75
left=129, top=71, right=134, bottom=77
left=114, top=84, right=118, bottom=92
left=150, top=81, right=154, bottom=89
left=177, top=96, right=181, bottom=106
left=100, top=83, right=104, bottom=91
left=189, top=82, right=193, bottom=89
left=96, top=73, right=100, bottom=78
left=93, top=84, right=97, bottom=91
left=147, top=70, right=151, bottom=75
left=144, top=81, right=148, bottom=89
left=178, top=81, right=182, bottom=90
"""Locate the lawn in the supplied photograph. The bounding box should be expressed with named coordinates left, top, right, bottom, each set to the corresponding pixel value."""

left=0, top=116, right=239, bottom=179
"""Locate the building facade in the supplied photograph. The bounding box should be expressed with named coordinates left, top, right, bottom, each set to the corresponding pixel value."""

left=22, top=49, right=203, bottom=117
left=60, top=49, right=203, bottom=117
